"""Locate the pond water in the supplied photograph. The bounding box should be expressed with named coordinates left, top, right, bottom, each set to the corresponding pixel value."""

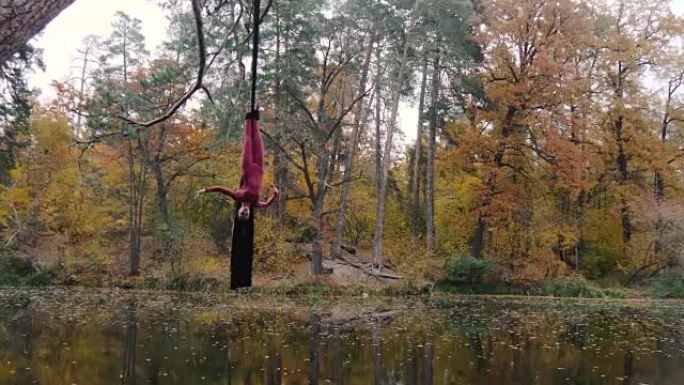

left=0, top=289, right=683, bottom=385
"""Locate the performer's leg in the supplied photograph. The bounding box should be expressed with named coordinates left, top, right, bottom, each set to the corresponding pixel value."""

left=241, top=119, right=254, bottom=172
left=252, top=118, right=265, bottom=168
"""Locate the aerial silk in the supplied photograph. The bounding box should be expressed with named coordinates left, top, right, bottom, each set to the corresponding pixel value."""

left=230, top=176, right=255, bottom=289
left=231, top=0, right=263, bottom=289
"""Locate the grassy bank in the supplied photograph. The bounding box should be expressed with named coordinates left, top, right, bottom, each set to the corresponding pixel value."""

left=3, top=255, right=682, bottom=299
left=0, top=270, right=675, bottom=299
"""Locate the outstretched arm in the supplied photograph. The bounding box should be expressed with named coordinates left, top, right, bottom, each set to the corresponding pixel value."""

left=197, top=186, right=245, bottom=202
left=256, top=185, right=279, bottom=208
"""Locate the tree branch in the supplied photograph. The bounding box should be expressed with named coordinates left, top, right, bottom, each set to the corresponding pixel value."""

left=118, top=0, right=205, bottom=128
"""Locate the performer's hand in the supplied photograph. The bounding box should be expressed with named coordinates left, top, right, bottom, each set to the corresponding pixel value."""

left=195, top=188, right=206, bottom=199
left=271, top=185, right=279, bottom=197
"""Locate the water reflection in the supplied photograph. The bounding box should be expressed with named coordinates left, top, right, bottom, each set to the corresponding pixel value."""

left=122, top=300, right=137, bottom=385
left=0, top=291, right=683, bottom=385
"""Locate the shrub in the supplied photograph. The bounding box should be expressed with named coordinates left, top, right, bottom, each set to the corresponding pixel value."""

left=581, top=241, right=623, bottom=279
left=0, top=254, right=35, bottom=276
left=254, top=217, right=297, bottom=274
left=532, top=279, right=628, bottom=298
left=443, top=254, right=495, bottom=283
left=650, top=272, right=684, bottom=299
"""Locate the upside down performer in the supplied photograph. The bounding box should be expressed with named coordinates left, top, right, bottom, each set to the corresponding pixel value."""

left=197, top=109, right=278, bottom=219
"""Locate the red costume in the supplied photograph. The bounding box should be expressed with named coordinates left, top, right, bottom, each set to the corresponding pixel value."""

left=203, top=111, right=277, bottom=208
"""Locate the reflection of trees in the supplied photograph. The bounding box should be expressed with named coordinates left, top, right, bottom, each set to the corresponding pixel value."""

left=372, top=320, right=381, bottom=385
left=468, top=332, right=489, bottom=374
left=333, top=327, right=343, bottom=385
left=265, top=347, right=281, bottom=385
left=3, top=294, right=684, bottom=385
left=407, top=344, right=418, bottom=385
left=424, top=337, right=433, bottom=385
left=121, top=300, right=137, bottom=385
left=624, top=348, right=634, bottom=385
left=309, top=313, right=320, bottom=385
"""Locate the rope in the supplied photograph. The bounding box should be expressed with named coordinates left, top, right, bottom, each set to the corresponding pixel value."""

left=250, top=0, right=261, bottom=112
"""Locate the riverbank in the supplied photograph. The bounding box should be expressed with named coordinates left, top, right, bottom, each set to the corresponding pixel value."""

left=3, top=270, right=682, bottom=299
left=3, top=252, right=683, bottom=299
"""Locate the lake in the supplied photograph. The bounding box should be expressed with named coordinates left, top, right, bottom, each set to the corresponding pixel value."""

left=0, top=289, right=683, bottom=385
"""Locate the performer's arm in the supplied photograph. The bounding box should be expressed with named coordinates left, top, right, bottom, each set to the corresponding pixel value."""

left=256, top=185, right=279, bottom=208
left=197, top=186, right=245, bottom=202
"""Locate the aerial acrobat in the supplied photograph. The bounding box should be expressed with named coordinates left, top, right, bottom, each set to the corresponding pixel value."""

left=196, top=109, right=278, bottom=220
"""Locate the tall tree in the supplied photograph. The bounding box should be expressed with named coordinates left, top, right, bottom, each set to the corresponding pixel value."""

left=332, top=31, right=375, bottom=259
left=269, top=4, right=367, bottom=274
left=0, top=45, right=39, bottom=185
left=88, top=11, right=149, bottom=276
left=466, top=0, right=593, bottom=261
left=410, top=57, right=428, bottom=240
left=372, top=16, right=413, bottom=271
left=425, top=52, right=440, bottom=254
left=593, top=0, right=678, bottom=245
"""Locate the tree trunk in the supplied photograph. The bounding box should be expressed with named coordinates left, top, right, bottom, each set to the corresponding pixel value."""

left=469, top=106, right=516, bottom=258
left=151, top=125, right=169, bottom=228
left=0, top=0, right=76, bottom=63
left=372, top=30, right=412, bottom=271
left=411, top=56, right=428, bottom=240
left=310, top=178, right=325, bottom=276
left=272, top=5, right=288, bottom=231
left=654, top=171, right=664, bottom=254
left=126, top=141, right=141, bottom=276
left=332, top=31, right=375, bottom=259
left=151, top=162, right=168, bottom=226
left=613, top=61, right=632, bottom=245
left=425, top=53, right=440, bottom=254
left=616, top=117, right=631, bottom=243
left=121, top=34, right=144, bottom=277
left=470, top=215, right=486, bottom=258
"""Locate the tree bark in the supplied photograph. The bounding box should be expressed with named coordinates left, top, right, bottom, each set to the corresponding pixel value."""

left=425, top=53, right=440, bottom=254
left=616, top=114, right=631, bottom=243
left=310, top=162, right=326, bottom=276
left=0, top=0, right=76, bottom=63
left=411, top=56, right=428, bottom=240
left=372, top=29, right=412, bottom=271
left=332, top=31, right=375, bottom=259
left=126, top=142, right=140, bottom=276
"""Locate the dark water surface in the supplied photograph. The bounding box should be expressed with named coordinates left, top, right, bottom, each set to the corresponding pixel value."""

left=0, top=289, right=683, bottom=385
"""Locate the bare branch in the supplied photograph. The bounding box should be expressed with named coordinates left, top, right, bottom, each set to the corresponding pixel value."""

left=118, top=0, right=206, bottom=128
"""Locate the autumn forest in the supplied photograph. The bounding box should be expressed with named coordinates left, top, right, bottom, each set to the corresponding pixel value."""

left=1, top=0, right=684, bottom=296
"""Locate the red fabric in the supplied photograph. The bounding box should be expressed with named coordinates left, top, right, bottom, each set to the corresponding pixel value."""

left=203, top=116, right=275, bottom=208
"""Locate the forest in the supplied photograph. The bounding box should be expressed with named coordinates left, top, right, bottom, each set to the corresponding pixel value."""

left=1, top=0, right=684, bottom=297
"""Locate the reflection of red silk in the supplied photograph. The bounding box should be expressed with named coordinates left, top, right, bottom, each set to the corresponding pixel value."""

left=204, top=113, right=274, bottom=208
